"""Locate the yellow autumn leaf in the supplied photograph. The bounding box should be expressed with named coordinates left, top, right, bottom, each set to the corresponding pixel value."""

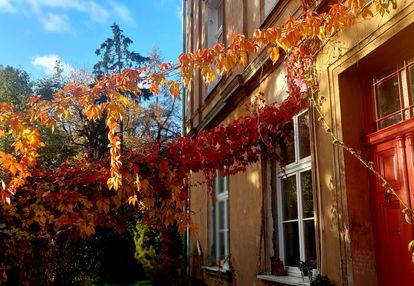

left=169, top=81, right=180, bottom=99
left=268, top=47, right=280, bottom=64
left=117, top=94, right=130, bottom=107
left=409, top=240, right=414, bottom=251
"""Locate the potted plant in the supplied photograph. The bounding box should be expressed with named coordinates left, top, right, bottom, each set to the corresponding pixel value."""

left=270, top=257, right=286, bottom=276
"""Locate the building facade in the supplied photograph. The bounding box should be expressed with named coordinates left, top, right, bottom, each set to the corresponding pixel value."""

left=183, top=0, right=414, bottom=285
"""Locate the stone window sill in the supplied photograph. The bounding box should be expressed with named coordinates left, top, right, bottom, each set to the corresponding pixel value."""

left=257, top=274, right=310, bottom=285
left=202, top=265, right=230, bottom=273
left=202, top=265, right=232, bottom=280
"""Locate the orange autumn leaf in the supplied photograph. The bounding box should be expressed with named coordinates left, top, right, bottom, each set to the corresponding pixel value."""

left=268, top=47, right=280, bottom=63
left=168, top=80, right=180, bottom=99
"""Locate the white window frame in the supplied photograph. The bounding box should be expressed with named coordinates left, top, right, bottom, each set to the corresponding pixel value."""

left=371, top=59, right=414, bottom=130
left=206, top=0, right=223, bottom=94
left=206, top=0, right=223, bottom=47
left=276, top=110, right=316, bottom=276
left=211, top=169, right=229, bottom=270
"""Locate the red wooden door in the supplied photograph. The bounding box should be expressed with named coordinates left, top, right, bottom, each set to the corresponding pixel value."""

left=371, top=132, right=414, bottom=286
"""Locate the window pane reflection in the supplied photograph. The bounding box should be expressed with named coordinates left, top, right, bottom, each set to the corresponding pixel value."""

left=219, top=231, right=225, bottom=258
left=409, top=65, right=414, bottom=106
left=380, top=114, right=402, bottom=129
left=219, top=201, right=225, bottom=229
left=303, top=220, right=317, bottom=262
left=282, top=175, right=297, bottom=220
left=217, top=174, right=224, bottom=194
left=298, top=112, right=310, bottom=159
left=280, top=122, right=295, bottom=164
left=301, top=171, right=314, bottom=218
left=377, top=74, right=401, bottom=118
left=284, top=222, right=300, bottom=266
left=212, top=200, right=217, bottom=262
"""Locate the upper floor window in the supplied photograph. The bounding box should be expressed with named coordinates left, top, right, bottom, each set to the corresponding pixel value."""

left=205, top=0, right=223, bottom=94
left=276, top=111, right=316, bottom=273
left=371, top=59, right=414, bottom=130
left=211, top=170, right=229, bottom=269
left=262, top=0, right=279, bottom=20
left=207, top=0, right=223, bottom=48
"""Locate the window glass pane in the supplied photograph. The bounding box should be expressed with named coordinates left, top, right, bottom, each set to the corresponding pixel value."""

left=217, top=175, right=224, bottom=194
left=298, top=112, right=310, bottom=159
left=303, top=220, right=317, bottom=262
left=219, top=201, right=225, bottom=229
left=284, top=221, right=299, bottom=266
left=371, top=88, right=378, bottom=129
left=280, top=122, right=295, bottom=164
left=264, top=0, right=278, bottom=17
left=217, top=177, right=224, bottom=194
left=301, top=171, right=314, bottom=218
left=379, top=114, right=402, bottom=129
left=409, top=64, right=414, bottom=106
left=217, top=0, right=223, bottom=30
left=212, top=200, right=217, bottom=262
left=282, top=175, right=297, bottom=220
left=219, top=231, right=226, bottom=259
left=377, top=74, right=401, bottom=119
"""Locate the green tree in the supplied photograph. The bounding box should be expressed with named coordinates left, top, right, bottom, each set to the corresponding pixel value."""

left=33, top=60, right=65, bottom=101
left=33, top=62, right=81, bottom=168
left=93, top=22, right=149, bottom=78
left=92, top=23, right=152, bottom=156
left=0, top=66, right=32, bottom=110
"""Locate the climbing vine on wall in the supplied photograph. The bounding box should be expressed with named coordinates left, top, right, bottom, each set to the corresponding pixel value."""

left=0, top=0, right=409, bottom=282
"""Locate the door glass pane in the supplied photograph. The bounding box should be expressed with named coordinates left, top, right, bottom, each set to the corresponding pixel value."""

left=298, top=112, right=310, bottom=159
left=284, top=221, right=299, bottom=266
left=371, top=88, right=376, bottom=122
left=379, top=114, right=402, bottom=129
left=377, top=74, right=401, bottom=119
left=301, top=171, right=314, bottom=218
left=408, top=64, right=414, bottom=106
left=282, top=175, right=297, bottom=220
left=303, top=220, right=317, bottom=262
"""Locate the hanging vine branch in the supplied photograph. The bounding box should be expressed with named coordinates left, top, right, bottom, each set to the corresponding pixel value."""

left=0, top=0, right=408, bottom=282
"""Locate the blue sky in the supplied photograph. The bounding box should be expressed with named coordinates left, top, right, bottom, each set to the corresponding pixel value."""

left=0, top=0, right=183, bottom=79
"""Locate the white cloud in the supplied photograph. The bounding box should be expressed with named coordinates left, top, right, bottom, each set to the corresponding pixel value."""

left=110, top=0, right=134, bottom=25
left=0, top=0, right=16, bottom=13
left=87, top=1, right=109, bottom=23
left=27, top=0, right=109, bottom=26
left=41, top=13, right=70, bottom=33
left=26, top=0, right=89, bottom=13
left=1, top=0, right=134, bottom=33
left=32, top=54, right=75, bottom=77
left=175, top=5, right=182, bottom=22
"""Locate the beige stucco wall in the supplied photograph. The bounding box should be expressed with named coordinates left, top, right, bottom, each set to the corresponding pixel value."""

left=186, top=0, right=414, bottom=285
left=188, top=99, right=265, bottom=286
